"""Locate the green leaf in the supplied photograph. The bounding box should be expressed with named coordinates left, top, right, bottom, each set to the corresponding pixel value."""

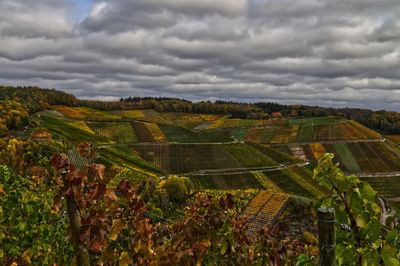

left=220, top=240, right=228, bottom=255
left=386, top=230, right=398, bottom=245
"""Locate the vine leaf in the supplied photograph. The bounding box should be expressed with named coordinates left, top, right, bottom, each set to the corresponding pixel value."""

left=52, top=192, right=63, bottom=213
left=110, top=219, right=126, bottom=241
left=89, top=240, right=103, bottom=253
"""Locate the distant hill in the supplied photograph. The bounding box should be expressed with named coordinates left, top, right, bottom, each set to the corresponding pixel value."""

left=1, top=85, right=400, bottom=135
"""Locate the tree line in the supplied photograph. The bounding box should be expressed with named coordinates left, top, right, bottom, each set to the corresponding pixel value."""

left=1, top=85, right=400, bottom=134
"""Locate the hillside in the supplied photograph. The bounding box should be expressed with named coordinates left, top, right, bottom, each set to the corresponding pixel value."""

left=2, top=87, right=400, bottom=264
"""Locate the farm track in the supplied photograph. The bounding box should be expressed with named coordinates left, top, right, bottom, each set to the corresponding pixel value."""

left=170, top=162, right=309, bottom=177
left=352, top=172, right=400, bottom=177
left=95, top=137, right=384, bottom=149
left=277, top=138, right=385, bottom=146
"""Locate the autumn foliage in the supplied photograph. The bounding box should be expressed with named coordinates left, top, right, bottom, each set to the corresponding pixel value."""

left=45, top=142, right=312, bottom=265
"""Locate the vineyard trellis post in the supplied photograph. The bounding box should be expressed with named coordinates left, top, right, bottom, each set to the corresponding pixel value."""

left=317, top=207, right=336, bottom=266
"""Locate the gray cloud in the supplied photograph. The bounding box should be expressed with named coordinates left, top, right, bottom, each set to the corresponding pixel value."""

left=0, top=0, right=400, bottom=111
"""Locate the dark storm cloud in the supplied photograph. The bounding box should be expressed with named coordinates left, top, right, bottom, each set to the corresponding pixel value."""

left=0, top=0, right=400, bottom=110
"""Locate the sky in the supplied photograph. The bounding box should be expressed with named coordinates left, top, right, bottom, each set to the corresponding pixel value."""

left=0, top=0, right=400, bottom=111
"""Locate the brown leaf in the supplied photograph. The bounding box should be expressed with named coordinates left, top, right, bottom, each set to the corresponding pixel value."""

left=52, top=193, right=63, bottom=212
left=77, top=142, right=96, bottom=159
left=95, top=164, right=106, bottom=180
left=219, top=193, right=235, bottom=210
left=105, top=189, right=118, bottom=201
left=89, top=182, right=106, bottom=201
left=79, top=227, right=91, bottom=244
left=51, top=154, right=70, bottom=170
left=116, top=181, right=131, bottom=195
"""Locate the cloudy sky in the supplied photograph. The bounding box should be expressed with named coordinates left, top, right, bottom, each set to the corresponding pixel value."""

left=1, top=0, right=400, bottom=110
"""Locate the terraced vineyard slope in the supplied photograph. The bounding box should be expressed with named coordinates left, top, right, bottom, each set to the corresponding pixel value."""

left=241, top=191, right=290, bottom=235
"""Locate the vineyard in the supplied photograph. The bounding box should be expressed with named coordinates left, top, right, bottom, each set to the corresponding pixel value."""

left=130, top=121, right=164, bottom=142
left=159, top=124, right=231, bottom=143
left=88, top=122, right=137, bottom=143
left=261, top=170, right=315, bottom=198
left=361, top=176, right=400, bottom=199
left=52, top=106, right=121, bottom=120
left=244, top=120, right=381, bottom=144
left=301, top=141, right=400, bottom=173
left=189, top=172, right=263, bottom=189
left=34, top=107, right=400, bottom=221
left=241, top=191, right=290, bottom=234
left=40, top=115, right=112, bottom=144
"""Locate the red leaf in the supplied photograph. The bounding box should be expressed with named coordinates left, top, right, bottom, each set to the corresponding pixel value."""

left=0, top=186, right=4, bottom=193
left=65, top=187, right=74, bottom=198
left=89, top=240, right=103, bottom=253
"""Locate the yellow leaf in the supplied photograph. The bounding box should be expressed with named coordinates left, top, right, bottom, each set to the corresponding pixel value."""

left=110, top=219, right=126, bottom=241
left=119, top=252, right=132, bottom=266
left=22, top=250, right=31, bottom=265
left=134, top=239, right=141, bottom=253
left=356, top=215, right=366, bottom=228
left=221, top=240, right=228, bottom=255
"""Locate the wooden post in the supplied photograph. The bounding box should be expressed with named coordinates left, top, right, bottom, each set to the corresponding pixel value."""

left=62, top=170, right=90, bottom=266
left=317, top=208, right=336, bottom=266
